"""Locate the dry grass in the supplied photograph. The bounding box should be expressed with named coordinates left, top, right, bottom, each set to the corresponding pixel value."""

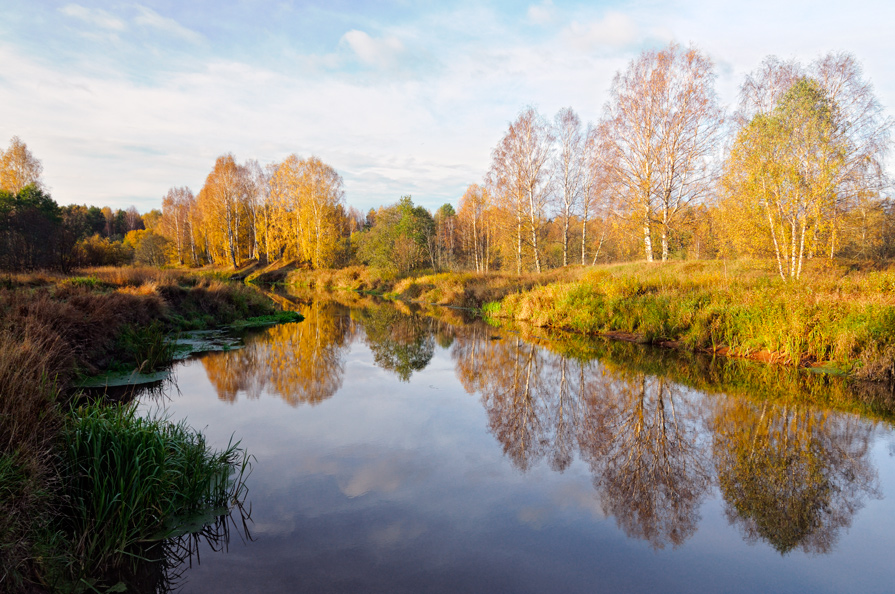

left=286, top=265, right=396, bottom=293
left=78, top=266, right=201, bottom=288
left=391, top=267, right=587, bottom=308
left=486, top=259, right=895, bottom=380
left=0, top=332, right=65, bottom=592
left=0, top=267, right=277, bottom=589
left=0, top=270, right=66, bottom=289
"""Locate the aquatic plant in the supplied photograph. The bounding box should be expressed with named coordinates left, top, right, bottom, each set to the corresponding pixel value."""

left=60, top=403, right=250, bottom=578
left=117, top=321, right=176, bottom=373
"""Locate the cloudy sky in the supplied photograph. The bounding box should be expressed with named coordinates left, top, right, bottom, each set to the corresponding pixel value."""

left=1, top=0, right=892, bottom=213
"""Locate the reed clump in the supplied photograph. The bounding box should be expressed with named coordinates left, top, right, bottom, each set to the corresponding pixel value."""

left=60, top=403, right=249, bottom=579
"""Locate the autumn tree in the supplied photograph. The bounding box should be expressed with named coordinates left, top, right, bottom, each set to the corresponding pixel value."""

left=722, top=78, right=844, bottom=279
left=197, top=155, right=248, bottom=267
left=0, top=136, right=43, bottom=194
left=600, top=43, right=723, bottom=262
left=457, top=184, right=493, bottom=272
left=487, top=107, right=554, bottom=273
left=268, top=155, right=346, bottom=268
left=160, top=187, right=197, bottom=265
left=724, top=54, right=892, bottom=268
left=580, top=123, right=613, bottom=264
left=552, top=107, right=586, bottom=266
left=124, top=229, right=171, bottom=266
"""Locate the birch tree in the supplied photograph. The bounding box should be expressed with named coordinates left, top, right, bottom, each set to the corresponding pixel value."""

left=723, top=53, right=890, bottom=275
left=198, top=154, right=250, bottom=268
left=458, top=184, right=492, bottom=272
left=160, top=187, right=195, bottom=265
left=553, top=107, right=585, bottom=266
left=723, top=79, right=845, bottom=279
left=581, top=123, right=612, bottom=264
left=601, top=43, right=723, bottom=261
left=268, top=155, right=345, bottom=268
left=487, top=107, right=554, bottom=273
left=0, top=136, right=43, bottom=194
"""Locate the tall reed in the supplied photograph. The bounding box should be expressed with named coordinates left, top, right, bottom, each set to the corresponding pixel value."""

left=60, top=403, right=250, bottom=577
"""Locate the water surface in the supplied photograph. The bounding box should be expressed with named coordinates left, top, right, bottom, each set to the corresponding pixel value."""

left=137, top=296, right=895, bottom=593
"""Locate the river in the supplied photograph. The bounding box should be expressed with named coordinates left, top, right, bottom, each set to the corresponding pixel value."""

left=135, top=293, right=895, bottom=593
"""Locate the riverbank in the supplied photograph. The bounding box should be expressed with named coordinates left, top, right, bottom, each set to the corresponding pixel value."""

left=285, top=259, right=895, bottom=381
left=0, top=267, right=284, bottom=592
left=481, top=260, right=895, bottom=381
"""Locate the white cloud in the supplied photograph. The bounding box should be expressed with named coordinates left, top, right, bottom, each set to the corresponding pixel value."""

left=59, top=3, right=126, bottom=31
left=340, top=30, right=405, bottom=68
left=133, top=5, right=204, bottom=44
left=527, top=0, right=555, bottom=25
left=11, top=1, right=895, bottom=213
left=563, top=11, right=640, bottom=50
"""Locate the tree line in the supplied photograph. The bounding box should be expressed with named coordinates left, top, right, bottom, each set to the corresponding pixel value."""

left=1, top=44, right=891, bottom=276
left=470, top=46, right=891, bottom=279
left=0, top=137, right=163, bottom=271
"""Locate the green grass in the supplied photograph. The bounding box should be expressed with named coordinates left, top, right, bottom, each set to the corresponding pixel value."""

left=63, top=276, right=105, bottom=290
left=483, top=260, right=895, bottom=380
left=0, top=269, right=283, bottom=591
left=228, top=311, right=305, bottom=330
left=116, top=321, right=177, bottom=373
left=496, top=318, right=895, bottom=424
left=60, top=403, right=250, bottom=580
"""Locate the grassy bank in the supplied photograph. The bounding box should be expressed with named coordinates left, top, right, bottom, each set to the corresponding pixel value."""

left=284, top=260, right=895, bottom=380
left=480, top=260, right=895, bottom=381
left=0, top=267, right=274, bottom=592
left=493, top=316, right=895, bottom=424
left=285, top=265, right=586, bottom=305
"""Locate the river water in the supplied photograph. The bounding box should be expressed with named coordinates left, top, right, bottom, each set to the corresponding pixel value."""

left=136, top=294, right=895, bottom=593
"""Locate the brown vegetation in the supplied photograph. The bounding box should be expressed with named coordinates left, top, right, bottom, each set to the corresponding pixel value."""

left=481, top=259, right=895, bottom=381
left=390, top=268, right=586, bottom=308
left=0, top=268, right=275, bottom=589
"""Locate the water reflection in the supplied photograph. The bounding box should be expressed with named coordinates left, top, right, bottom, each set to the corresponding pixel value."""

left=454, top=327, right=710, bottom=548
left=713, top=400, right=879, bottom=554
left=198, top=296, right=889, bottom=556
left=580, top=375, right=710, bottom=549
left=448, top=307, right=885, bottom=552
left=97, top=502, right=252, bottom=594
left=200, top=300, right=354, bottom=406
left=353, top=305, right=436, bottom=382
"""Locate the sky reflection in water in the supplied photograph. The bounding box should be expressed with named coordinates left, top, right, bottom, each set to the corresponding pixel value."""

left=138, top=298, right=895, bottom=594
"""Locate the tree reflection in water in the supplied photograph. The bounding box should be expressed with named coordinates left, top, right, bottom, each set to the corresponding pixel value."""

left=201, top=300, right=354, bottom=406
left=198, top=299, right=887, bottom=554
left=455, top=328, right=710, bottom=548
left=579, top=374, right=711, bottom=549
left=713, top=400, right=880, bottom=554
left=353, top=305, right=437, bottom=382
left=451, top=320, right=884, bottom=552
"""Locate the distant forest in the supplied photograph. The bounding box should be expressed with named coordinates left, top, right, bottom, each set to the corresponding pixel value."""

left=2, top=44, right=892, bottom=279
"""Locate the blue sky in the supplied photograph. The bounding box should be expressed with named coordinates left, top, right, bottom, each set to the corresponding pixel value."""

left=1, top=0, right=892, bottom=213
